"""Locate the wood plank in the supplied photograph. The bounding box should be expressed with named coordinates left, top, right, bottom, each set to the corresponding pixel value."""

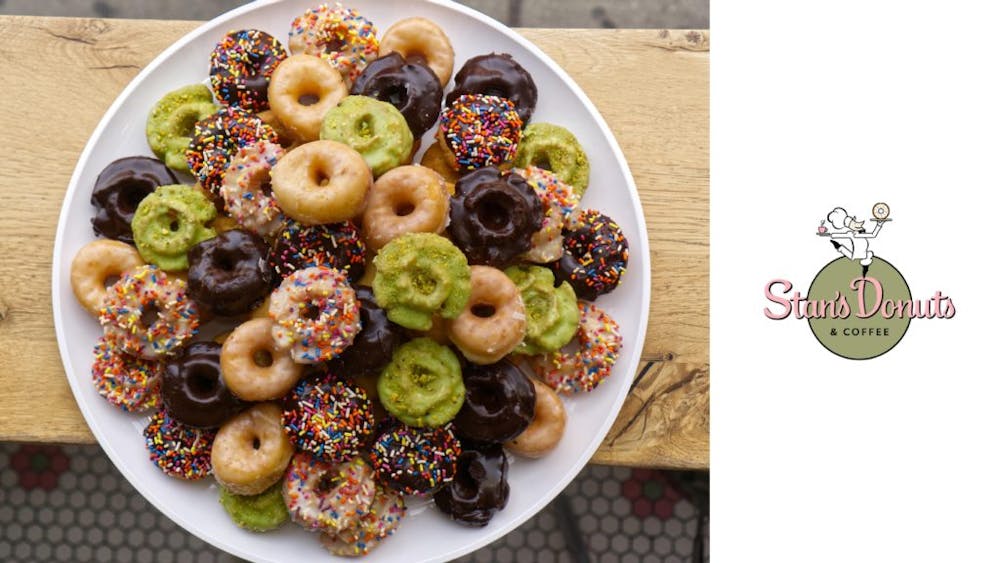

left=0, top=16, right=708, bottom=469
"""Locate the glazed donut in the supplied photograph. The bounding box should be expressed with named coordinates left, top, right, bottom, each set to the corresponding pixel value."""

left=98, top=265, right=199, bottom=359
left=186, top=106, right=278, bottom=197
left=161, top=342, right=244, bottom=428
left=448, top=53, right=538, bottom=123
left=446, top=266, right=526, bottom=364
left=71, top=239, right=144, bottom=316
left=143, top=410, right=216, bottom=480
left=210, top=29, right=288, bottom=112
left=321, top=485, right=405, bottom=557
left=433, top=443, right=509, bottom=527
left=288, top=3, right=379, bottom=83
left=187, top=229, right=273, bottom=317
left=378, top=17, right=454, bottom=87
left=91, top=336, right=161, bottom=412
left=351, top=52, right=443, bottom=136
left=219, top=141, right=285, bottom=237
left=504, top=378, right=566, bottom=457
left=212, top=403, right=294, bottom=495
left=369, top=421, right=461, bottom=495
left=268, top=266, right=361, bottom=364
left=449, top=167, right=543, bottom=267
left=283, top=453, right=377, bottom=535
left=256, top=109, right=300, bottom=149
left=268, top=54, right=348, bottom=142
left=453, top=359, right=535, bottom=443
left=362, top=165, right=449, bottom=251
left=437, top=94, right=522, bottom=172
left=221, top=317, right=304, bottom=401
left=91, top=156, right=177, bottom=243
left=281, top=371, right=375, bottom=463
left=552, top=209, right=629, bottom=301
left=419, top=140, right=460, bottom=187
left=530, top=302, right=623, bottom=394
left=270, top=140, right=371, bottom=225
left=270, top=220, right=366, bottom=284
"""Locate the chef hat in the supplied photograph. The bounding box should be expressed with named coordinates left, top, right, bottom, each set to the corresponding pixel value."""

left=827, top=207, right=848, bottom=229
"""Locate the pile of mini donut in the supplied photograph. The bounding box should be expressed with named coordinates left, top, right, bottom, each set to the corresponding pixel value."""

left=71, top=2, right=629, bottom=558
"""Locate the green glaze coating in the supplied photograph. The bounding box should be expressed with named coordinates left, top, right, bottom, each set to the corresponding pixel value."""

left=505, top=265, right=579, bottom=355
left=146, top=84, right=218, bottom=171
left=219, top=483, right=288, bottom=532
left=513, top=122, right=590, bottom=197
left=131, top=184, right=217, bottom=271
left=320, top=95, right=414, bottom=177
left=377, top=338, right=465, bottom=428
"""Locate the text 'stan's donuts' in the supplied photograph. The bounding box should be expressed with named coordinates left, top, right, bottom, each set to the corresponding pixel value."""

left=270, top=140, right=372, bottom=225
left=447, top=265, right=526, bottom=364
left=504, top=378, right=566, bottom=457
left=267, top=54, right=348, bottom=142
left=221, top=318, right=303, bottom=401
left=211, top=403, right=294, bottom=495
left=71, top=239, right=144, bottom=316
left=378, top=17, right=455, bottom=87
left=363, top=165, right=449, bottom=251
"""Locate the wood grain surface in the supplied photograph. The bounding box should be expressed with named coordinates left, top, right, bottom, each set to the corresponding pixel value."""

left=0, top=16, right=708, bottom=469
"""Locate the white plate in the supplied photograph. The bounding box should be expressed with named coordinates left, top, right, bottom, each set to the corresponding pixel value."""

left=51, top=1, right=651, bottom=561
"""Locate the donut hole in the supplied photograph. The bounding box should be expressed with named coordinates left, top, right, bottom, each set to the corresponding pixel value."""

left=413, top=271, right=438, bottom=296
left=302, top=303, right=322, bottom=320
left=259, top=176, right=273, bottom=196
left=120, top=182, right=150, bottom=213
left=316, top=471, right=342, bottom=493
left=297, top=93, right=320, bottom=106
left=471, top=304, right=495, bottom=318
left=355, top=115, right=375, bottom=139
left=252, top=349, right=274, bottom=368
left=139, top=303, right=161, bottom=328
left=188, top=367, right=219, bottom=398
left=323, top=36, right=348, bottom=54
left=252, top=436, right=261, bottom=450
left=176, top=108, right=202, bottom=136
left=477, top=193, right=513, bottom=231
left=103, top=274, right=120, bottom=289
left=167, top=210, right=180, bottom=232
left=394, top=201, right=416, bottom=216
left=312, top=168, right=330, bottom=188
left=384, top=84, right=409, bottom=107
left=533, top=155, right=553, bottom=172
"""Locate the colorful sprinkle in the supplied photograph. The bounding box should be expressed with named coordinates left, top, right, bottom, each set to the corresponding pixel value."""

left=282, top=452, right=377, bottom=534
left=531, top=302, right=623, bottom=394
left=369, top=422, right=461, bottom=496
left=91, top=336, right=162, bottom=411
left=288, top=3, right=379, bottom=82
left=321, top=485, right=406, bottom=557
left=209, top=29, right=287, bottom=112
left=268, top=266, right=361, bottom=364
left=270, top=220, right=366, bottom=283
left=439, top=94, right=522, bottom=171
left=553, top=208, right=629, bottom=300
left=219, top=140, right=285, bottom=236
left=515, top=166, right=581, bottom=263
left=282, top=371, right=375, bottom=463
left=143, top=409, right=215, bottom=480
left=186, top=106, right=278, bottom=196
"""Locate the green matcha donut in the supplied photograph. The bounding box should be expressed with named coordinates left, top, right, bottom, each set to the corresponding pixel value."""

left=372, top=232, right=471, bottom=331
left=219, top=482, right=288, bottom=532
left=146, top=84, right=218, bottom=171
left=320, top=95, right=413, bottom=177
left=378, top=338, right=465, bottom=427
left=132, top=184, right=217, bottom=271
left=513, top=123, right=590, bottom=198
left=505, top=265, right=579, bottom=355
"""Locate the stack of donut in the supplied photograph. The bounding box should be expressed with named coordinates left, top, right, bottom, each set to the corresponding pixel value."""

left=70, top=2, right=630, bottom=557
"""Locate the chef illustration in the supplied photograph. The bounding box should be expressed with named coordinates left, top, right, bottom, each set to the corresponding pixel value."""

left=820, top=203, right=890, bottom=278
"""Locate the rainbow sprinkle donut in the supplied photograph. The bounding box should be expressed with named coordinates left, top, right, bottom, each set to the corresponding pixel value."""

left=268, top=266, right=361, bottom=363
left=283, top=453, right=377, bottom=534
left=219, top=140, right=286, bottom=237
left=91, top=336, right=162, bottom=412
left=438, top=94, right=522, bottom=171
left=143, top=410, right=216, bottom=480
left=288, top=3, right=379, bottom=83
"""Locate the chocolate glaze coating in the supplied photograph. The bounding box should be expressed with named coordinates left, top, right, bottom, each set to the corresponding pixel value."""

left=369, top=421, right=462, bottom=496
left=351, top=52, right=443, bottom=136
left=433, top=443, right=509, bottom=527
left=449, top=167, right=543, bottom=267
left=552, top=210, right=629, bottom=301
left=187, top=229, right=272, bottom=316
left=91, top=156, right=178, bottom=244
left=162, top=342, right=244, bottom=428
left=453, top=360, right=535, bottom=443
left=270, top=221, right=366, bottom=284
left=209, top=29, right=286, bottom=112
left=447, top=53, right=538, bottom=123
left=328, top=287, right=406, bottom=378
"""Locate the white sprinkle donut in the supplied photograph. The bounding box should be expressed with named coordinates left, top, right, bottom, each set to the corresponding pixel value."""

left=321, top=485, right=406, bottom=557
left=219, top=141, right=285, bottom=237
left=530, top=302, right=622, bottom=394
left=98, top=265, right=199, bottom=359
left=268, top=266, right=361, bottom=364
left=288, top=3, right=379, bottom=83
left=283, top=452, right=376, bottom=534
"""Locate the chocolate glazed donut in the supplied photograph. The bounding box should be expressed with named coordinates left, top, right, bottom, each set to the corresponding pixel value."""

left=91, top=156, right=178, bottom=244
left=453, top=359, right=536, bottom=443
left=433, top=442, right=509, bottom=527
left=447, top=53, right=538, bottom=123
left=187, top=229, right=273, bottom=316
left=162, top=342, right=245, bottom=428
left=350, top=52, right=443, bottom=137
left=327, top=287, right=406, bottom=378
left=449, top=167, right=543, bottom=267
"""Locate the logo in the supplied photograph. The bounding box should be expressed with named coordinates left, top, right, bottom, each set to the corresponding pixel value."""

left=764, top=203, right=955, bottom=360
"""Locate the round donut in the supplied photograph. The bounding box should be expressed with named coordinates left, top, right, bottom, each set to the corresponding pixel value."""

left=91, top=156, right=178, bottom=243
left=268, top=266, right=361, bottom=364
left=433, top=443, right=509, bottom=527
left=270, top=140, right=372, bottom=225
left=131, top=184, right=217, bottom=272
left=187, top=229, right=273, bottom=317
left=98, top=265, right=200, bottom=359
left=552, top=209, right=629, bottom=301
left=221, top=317, right=304, bottom=401
left=71, top=239, right=144, bottom=316
left=378, top=17, right=454, bottom=87
left=449, top=167, right=543, bottom=267
left=448, top=53, right=538, bottom=123
left=530, top=302, right=623, bottom=394
left=376, top=337, right=465, bottom=428
left=210, top=29, right=288, bottom=112
left=219, top=140, right=285, bottom=237
left=351, top=52, right=443, bottom=136
left=281, top=371, right=375, bottom=463
left=283, top=453, right=377, bottom=535
left=143, top=410, right=216, bottom=480
left=146, top=84, right=218, bottom=172
left=162, top=342, right=244, bottom=428
left=327, top=287, right=406, bottom=378
left=437, top=94, right=522, bottom=172
left=369, top=422, right=461, bottom=495
left=514, top=123, right=590, bottom=197
left=319, top=95, right=414, bottom=177
left=268, top=54, right=348, bottom=142
left=270, top=220, right=366, bottom=284
left=321, top=485, right=405, bottom=557
left=288, top=3, right=379, bottom=83
left=186, top=106, right=278, bottom=198
left=453, top=359, right=535, bottom=443
left=219, top=482, right=288, bottom=532
left=91, top=336, right=162, bottom=412
left=362, top=165, right=449, bottom=251
left=504, top=378, right=566, bottom=457
left=212, top=402, right=294, bottom=495
left=446, top=265, right=526, bottom=364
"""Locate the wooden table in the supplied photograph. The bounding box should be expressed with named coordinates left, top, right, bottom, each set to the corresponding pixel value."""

left=0, top=16, right=709, bottom=470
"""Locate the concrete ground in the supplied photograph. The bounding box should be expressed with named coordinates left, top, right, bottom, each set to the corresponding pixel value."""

left=0, top=0, right=709, bottom=28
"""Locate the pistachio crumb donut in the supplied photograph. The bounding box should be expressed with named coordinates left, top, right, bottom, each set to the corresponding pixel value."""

left=504, top=377, right=566, bottom=457
left=446, top=266, right=525, bottom=365
left=270, top=140, right=372, bottom=225
left=131, top=184, right=217, bottom=271
left=268, top=54, right=349, bottom=142
left=268, top=266, right=361, bottom=364
left=372, top=233, right=471, bottom=331
left=504, top=265, right=579, bottom=355
left=514, top=123, right=590, bottom=197
left=378, top=17, right=454, bottom=87
left=377, top=337, right=465, bottom=428
left=218, top=482, right=289, bottom=532
left=146, top=84, right=218, bottom=171
left=212, top=402, right=294, bottom=495
left=71, top=239, right=144, bottom=316
left=530, top=302, right=623, bottom=394
left=362, top=165, right=449, bottom=251
left=320, top=95, right=414, bottom=177
left=221, top=318, right=303, bottom=401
